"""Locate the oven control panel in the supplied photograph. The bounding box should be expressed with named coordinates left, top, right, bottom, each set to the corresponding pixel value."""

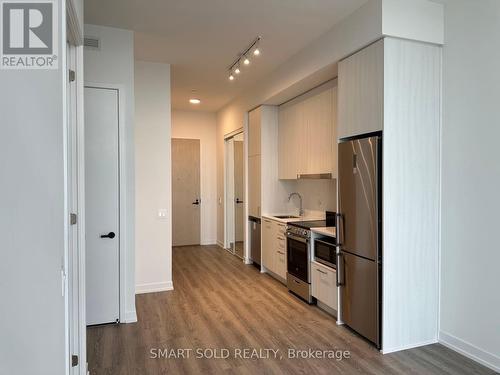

left=286, top=226, right=309, bottom=238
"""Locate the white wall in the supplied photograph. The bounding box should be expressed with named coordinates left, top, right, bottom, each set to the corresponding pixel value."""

left=135, top=61, right=173, bottom=294
left=381, top=0, right=444, bottom=44
left=283, top=180, right=337, bottom=217
left=172, top=110, right=218, bottom=245
left=439, top=0, right=500, bottom=371
left=84, top=24, right=137, bottom=321
left=0, top=1, right=67, bottom=374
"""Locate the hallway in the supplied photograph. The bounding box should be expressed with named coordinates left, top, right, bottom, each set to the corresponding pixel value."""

left=87, top=246, right=493, bottom=374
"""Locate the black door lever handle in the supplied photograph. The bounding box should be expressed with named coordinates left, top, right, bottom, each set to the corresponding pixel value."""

left=192, top=199, right=200, bottom=205
left=100, top=232, right=116, bottom=239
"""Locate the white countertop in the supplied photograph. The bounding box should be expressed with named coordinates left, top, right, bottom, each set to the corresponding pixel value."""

left=262, top=214, right=324, bottom=224
left=311, top=227, right=336, bottom=238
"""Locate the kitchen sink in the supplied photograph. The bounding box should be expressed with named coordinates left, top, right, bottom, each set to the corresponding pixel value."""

left=273, top=215, right=300, bottom=219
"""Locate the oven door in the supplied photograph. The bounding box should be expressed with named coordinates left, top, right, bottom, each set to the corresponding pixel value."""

left=286, top=233, right=309, bottom=282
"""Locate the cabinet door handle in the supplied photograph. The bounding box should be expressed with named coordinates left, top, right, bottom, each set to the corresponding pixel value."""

left=316, top=268, right=327, bottom=275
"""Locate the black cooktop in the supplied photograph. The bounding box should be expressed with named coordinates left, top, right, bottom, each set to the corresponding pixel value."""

left=288, top=220, right=328, bottom=230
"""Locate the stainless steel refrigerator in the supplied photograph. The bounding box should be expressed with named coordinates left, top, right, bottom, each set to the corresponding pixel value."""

left=337, top=133, right=382, bottom=348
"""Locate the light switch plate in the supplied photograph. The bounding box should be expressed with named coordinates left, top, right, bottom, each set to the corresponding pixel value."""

left=157, top=209, right=168, bottom=221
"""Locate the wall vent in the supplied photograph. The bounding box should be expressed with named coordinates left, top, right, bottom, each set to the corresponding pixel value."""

left=84, top=36, right=100, bottom=50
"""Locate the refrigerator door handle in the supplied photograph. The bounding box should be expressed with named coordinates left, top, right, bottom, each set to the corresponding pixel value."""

left=336, top=252, right=344, bottom=286
left=336, top=213, right=344, bottom=246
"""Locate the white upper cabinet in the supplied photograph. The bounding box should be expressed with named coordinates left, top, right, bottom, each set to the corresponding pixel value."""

left=278, top=97, right=304, bottom=179
left=248, top=108, right=261, bottom=157
left=248, top=107, right=262, bottom=217
left=338, top=39, right=384, bottom=139
left=278, top=81, right=336, bottom=179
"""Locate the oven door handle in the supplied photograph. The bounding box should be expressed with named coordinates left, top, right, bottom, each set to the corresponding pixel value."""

left=314, top=238, right=336, bottom=247
left=286, top=233, right=308, bottom=244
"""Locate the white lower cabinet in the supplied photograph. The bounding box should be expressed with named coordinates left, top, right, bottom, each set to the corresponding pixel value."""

left=311, top=261, right=337, bottom=311
left=262, top=219, right=274, bottom=271
left=262, top=218, right=287, bottom=281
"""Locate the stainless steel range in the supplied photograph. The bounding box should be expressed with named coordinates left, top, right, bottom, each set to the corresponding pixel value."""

left=286, top=220, right=327, bottom=304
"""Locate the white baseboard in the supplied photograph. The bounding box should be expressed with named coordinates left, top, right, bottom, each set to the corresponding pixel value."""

left=216, top=241, right=224, bottom=249
left=135, top=281, right=174, bottom=295
left=244, top=257, right=252, bottom=265
left=439, top=331, right=500, bottom=372
left=121, top=310, right=137, bottom=323
left=201, top=239, right=217, bottom=245
left=381, top=339, right=438, bottom=354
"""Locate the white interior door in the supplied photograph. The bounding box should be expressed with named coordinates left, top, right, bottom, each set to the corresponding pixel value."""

left=85, top=86, right=120, bottom=325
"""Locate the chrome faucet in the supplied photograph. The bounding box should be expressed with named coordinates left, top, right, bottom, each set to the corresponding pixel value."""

left=288, top=192, right=304, bottom=217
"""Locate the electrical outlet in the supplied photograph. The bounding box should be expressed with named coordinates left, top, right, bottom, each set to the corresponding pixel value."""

left=158, top=209, right=168, bottom=221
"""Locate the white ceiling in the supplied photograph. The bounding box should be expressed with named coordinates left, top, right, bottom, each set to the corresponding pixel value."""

left=84, top=0, right=367, bottom=112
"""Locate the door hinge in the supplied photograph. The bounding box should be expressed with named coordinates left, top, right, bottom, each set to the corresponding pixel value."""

left=69, top=69, right=76, bottom=82
left=71, top=355, right=79, bottom=367
left=70, top=213, right=77, bottom=225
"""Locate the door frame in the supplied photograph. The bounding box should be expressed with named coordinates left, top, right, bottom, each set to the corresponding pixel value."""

left=66, top=41, right=86, bottom=375
left=223, top=128, right=244, bottom=252
left=83, top=82, right=128, bottom=325
left=65, top=3, right=85, bottom=373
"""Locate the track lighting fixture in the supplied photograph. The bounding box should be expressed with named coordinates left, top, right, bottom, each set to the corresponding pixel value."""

left=226, top=36, right=262, bottom=81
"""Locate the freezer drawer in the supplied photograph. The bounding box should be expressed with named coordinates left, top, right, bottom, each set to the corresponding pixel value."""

left=339, top=251, right=380, bottom=347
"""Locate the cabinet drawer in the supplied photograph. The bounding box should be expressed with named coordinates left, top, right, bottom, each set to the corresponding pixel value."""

left=276, top=223, right=287, bottom=234
left=311, top=261, right=337, bottom=310
left=276, top=249, right=287, bottom=279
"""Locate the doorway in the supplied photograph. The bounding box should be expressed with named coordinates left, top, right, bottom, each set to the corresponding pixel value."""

left=84, top=86, right=120, bottom=325
left=172, top=138, right=201, bottom=246
left=225, top=131, right=245, bottom=258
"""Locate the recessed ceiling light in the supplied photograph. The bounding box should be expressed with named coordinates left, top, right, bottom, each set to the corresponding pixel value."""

left=243, top=57, right=250, bottom=65
left=253, top=48, right=260, bottom=56
left=229, top=74, right=235, bottom=81
left=234, top=67, right=241, bottom=74
left=189, top=98, right=201, bottom=104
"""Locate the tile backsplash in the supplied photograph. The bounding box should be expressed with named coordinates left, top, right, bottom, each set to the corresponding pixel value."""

left=281, top=179, right=337, bottom=218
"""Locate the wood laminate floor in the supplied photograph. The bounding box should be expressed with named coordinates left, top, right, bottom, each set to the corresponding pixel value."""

left=87, top=245, right=494, bottom=375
